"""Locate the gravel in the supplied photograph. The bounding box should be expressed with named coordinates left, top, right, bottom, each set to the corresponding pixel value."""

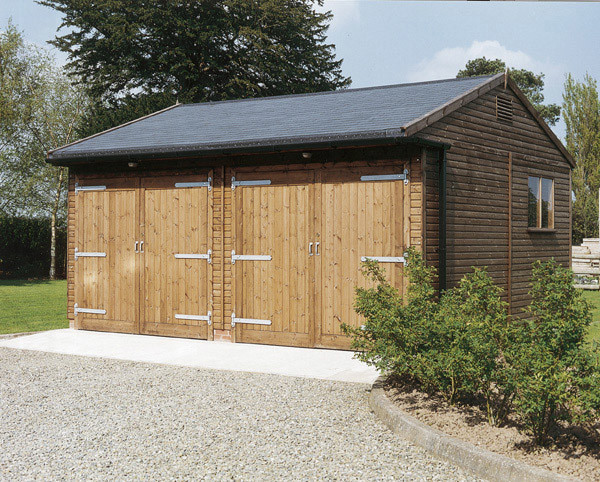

left=0, top=347, right=478, bottom=481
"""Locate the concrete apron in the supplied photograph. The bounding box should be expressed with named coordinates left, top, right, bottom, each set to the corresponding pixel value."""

left=0, top=329, right=379, bottom=384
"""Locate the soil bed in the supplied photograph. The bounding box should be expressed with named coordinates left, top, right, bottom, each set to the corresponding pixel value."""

left=385, top=378, right=600, bottom=481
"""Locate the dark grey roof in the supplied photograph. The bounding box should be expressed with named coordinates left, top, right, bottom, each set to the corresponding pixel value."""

left=48, top=75, right=501, bottom=162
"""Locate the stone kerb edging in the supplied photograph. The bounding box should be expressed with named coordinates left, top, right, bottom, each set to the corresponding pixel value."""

left=369, top=376, right=576, bottom=482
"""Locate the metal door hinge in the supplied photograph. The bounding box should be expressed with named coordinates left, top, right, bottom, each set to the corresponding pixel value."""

left=175, top=178, right=212, bottom=191
left=361, top=256, right=407, bottom=264
left=174, top=249, right=212, bottom=264
left=231, top=177, right=271, bottom=191
left=175, top=311, right=212, bottom=325
left=75, top=183, right=106, bottom=194
left=231, top=250, right=272, bottom=264
left=74, top=248, right=107, bottom=260
left=74, top=303, right=106, bottom=316
left=231, top=312, right=271, bottom=328
left=360, top=168, right=409, bottom=185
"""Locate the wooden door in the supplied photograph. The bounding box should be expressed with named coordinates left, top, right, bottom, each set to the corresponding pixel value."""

left=74, top=177, right=140, bottom=333
left=232, top=169, right=315, bottom=347
left=141, top=174, right=213, bottom=339
left=316, top=165, right=408, bottom=349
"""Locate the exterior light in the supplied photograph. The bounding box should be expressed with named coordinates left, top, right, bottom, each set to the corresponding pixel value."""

left=128, top=161, right=138, bottom=168
left=302, top=152, right=312, bottom=159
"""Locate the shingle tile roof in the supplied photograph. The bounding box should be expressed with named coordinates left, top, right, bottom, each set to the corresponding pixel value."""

left=49, top=75, right=499, bottom=161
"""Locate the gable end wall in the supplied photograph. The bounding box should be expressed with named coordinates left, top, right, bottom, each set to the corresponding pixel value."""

left=418, top=84, right=571, bottom=316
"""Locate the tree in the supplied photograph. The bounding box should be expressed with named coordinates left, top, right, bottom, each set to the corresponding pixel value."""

left=38, top=0, right=351, bottom=135
left=457, top=57, right=560, bottom=126
left=0, top=22, right=88, bottom=279
left=563, top=73, right=600, bottom=243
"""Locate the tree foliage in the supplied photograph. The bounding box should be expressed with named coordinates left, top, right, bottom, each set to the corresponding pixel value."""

left=0, top=21, right=88, bottom=278
left=38, top=0, right=351, bottom=135
left=563, top=74, right=600, bottom=243
left=457, top=57, right=560, bottom=126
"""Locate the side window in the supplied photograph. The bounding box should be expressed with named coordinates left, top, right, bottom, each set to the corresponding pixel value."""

left=528, top=176, right=554, bottom=229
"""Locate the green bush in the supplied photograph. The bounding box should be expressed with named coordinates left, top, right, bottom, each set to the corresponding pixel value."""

left=507, top=259, right=600, bottom=445
left=343, top=249, right=512, bottom=422
left=434, top=269, right=513, bottom=424
left=0, top=216, right=66, bottom=279
left=341, top=248, right=438, bottom=380
left=344, top=251, right=600, bottom=445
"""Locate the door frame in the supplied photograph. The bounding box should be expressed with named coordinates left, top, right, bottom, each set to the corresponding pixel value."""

left=139, top=170, right=214, bottom=339
left=73, top=175, right=141, bottom=334
left=230, top=167, right=317, bottom=347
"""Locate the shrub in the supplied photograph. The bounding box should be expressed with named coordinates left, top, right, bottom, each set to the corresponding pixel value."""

left=433, top=268, right=513, bottom=424
left=344, top=251, right=600, bottom=445
left=507, top=259, right=600, bottom=445
left=344, top=249, right=512, bottom=423
left=341, top=247, right=439, bottom=378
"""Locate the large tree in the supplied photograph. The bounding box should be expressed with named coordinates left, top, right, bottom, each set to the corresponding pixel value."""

left=0, top=22, right=88, bottom=278
left=563, top=73, right=600, bottom=244
left=38, top=0, right=351, bottom=135
left=457, top=57, right=560, bottom=126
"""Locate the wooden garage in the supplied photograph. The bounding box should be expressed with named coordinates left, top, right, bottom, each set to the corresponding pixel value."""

left=47, top=72, right=574, bottom=349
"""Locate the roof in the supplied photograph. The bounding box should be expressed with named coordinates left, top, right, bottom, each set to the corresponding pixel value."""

left=47, top=73, right=573, bottom=167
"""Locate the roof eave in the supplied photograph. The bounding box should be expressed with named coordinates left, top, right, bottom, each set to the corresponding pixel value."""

left=46, top=132, right=451, bottom=166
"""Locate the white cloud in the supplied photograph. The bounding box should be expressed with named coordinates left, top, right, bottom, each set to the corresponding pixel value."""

left=405, top=39, right=567, bottom=139
left=406, top=40, right=537, bottom=83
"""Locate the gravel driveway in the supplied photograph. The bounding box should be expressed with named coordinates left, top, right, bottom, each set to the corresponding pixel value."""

left=0, top=347, right=477, bottom=481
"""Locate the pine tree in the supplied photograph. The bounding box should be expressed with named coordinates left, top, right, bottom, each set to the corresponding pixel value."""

left=38, top=0, right=351, bottom=135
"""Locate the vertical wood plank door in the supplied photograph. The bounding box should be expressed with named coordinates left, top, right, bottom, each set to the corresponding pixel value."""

left=141, top=174, right=213, bottom=339
left=231, top=170, right=315, bottom=347
left=74, top=178, right=140, bottom=333
left=316, top=165, right=408, bottom=349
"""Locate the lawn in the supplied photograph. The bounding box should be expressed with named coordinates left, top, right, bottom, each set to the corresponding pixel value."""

left=582, top=290, right=600, bottom=344
left=0, top=279, right=68, bottom=334
left=0, top=278, right=598, bottom=341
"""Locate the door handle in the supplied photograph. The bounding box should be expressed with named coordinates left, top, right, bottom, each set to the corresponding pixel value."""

left=315, top=242, right=320, bottom=256
left=140, top=240, right=144, bottom=253
left=134, top=241, right=139, bottom=253
left=309, top=242, right=313, bottom=256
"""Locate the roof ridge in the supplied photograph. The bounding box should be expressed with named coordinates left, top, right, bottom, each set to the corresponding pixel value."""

left=178, top=75, right=497, bottom=108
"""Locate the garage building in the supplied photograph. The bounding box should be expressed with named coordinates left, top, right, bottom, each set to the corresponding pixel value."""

left=47, top=72, right=574, bottom=349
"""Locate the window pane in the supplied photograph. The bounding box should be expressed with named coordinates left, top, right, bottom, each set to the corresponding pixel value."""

left=528, top=177, right=539, bottom=228
left=541, top=178, right=553, bottom=228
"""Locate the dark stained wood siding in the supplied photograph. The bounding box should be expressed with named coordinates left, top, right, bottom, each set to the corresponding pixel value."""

left=419, top=84, right=571, bottom=316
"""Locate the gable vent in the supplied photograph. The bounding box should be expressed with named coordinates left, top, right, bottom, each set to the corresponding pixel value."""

left=496, top=96, right=513, bottom=123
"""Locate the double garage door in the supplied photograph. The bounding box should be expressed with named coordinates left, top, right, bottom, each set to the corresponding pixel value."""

left=74, top=164, right=410, bottom=349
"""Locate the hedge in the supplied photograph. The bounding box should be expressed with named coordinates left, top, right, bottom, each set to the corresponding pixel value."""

left=0, top=216, right=67, bottom=279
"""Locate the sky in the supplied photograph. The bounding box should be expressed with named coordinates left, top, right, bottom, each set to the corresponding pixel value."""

left=2, top=0, right=599, bottom=140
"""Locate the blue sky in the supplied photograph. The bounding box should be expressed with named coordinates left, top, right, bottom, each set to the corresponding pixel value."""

left=2, top=0, right=599, bottom=140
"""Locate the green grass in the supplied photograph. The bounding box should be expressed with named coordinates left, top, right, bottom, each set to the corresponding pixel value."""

left=582, top=290, right=600, bottom=344
left=0, top=279, right=68, bottom=334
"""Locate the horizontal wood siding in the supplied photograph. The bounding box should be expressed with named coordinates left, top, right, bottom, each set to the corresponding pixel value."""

left=420, top=84, right=571, bottom=316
